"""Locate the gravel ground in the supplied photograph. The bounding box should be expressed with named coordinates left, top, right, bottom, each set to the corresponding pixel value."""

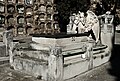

left=0, top=64, right=43, bottom=81
left=0, top=62, right=117, bottom=81
left=65, top=43, right=120, bottom=81
left=65, top=62, right=116, bottom=81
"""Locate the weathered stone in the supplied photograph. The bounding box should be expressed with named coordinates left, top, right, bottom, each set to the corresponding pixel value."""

left=13, top=56, right=48, bottom=81
left=3, top=30, right=13, bottom=56
left=0, top=43, right=6, bottom=57
left=48, top=47, right=63, bottom=81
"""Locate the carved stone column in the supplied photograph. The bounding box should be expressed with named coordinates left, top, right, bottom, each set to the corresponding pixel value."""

left=3, top=30, right=13, bottom=56
left=87, top=39, right=95, bottom=70
left=48, top=47, right=63, bottom=81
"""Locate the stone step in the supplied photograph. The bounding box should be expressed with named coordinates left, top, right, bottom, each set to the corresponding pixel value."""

left=0, top=43, right=6, bottom=57
left=93, top=45, right=107, bottom=51
left=93, top=45, right=108, bottom=55
left=0, top=57, right=9, bottom=65
left=32, top=36, right=88, bottom=47
left=31, top=41, right=87, bottom=52
left=13, top=56, right=48, bottom=81
left=15, top=50, right=49, bottom=61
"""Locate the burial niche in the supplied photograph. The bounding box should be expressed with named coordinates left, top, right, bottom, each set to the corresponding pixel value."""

left=47, top=14, right=52, bottom=20
left=17, top=26, right=24, bottom=35
left=39, top=13, right=45, bottom=20
left=46, top=22, right=51, bottom=29
left=39, top=22, right=45, bottom=29
left=39, top=4, right=46, bottom=12
left=53, top=23, right=59, bottom=29
left=46, top=5, right=52, bottom=13
left=7, top=15, right=14, bottom=25
left=25, top=0, right=33, bottom=5
left=34, top=4, right=38, bottom=10
left=53, top=14, right=58, bottom=21
left=7, top=5, right=15, bottom=13
left=0, top=15, right=5, bottom=25
left=0, top=4, right=5, bottom=13
left=7, top=26, right=14, bottom=34
left=17, top=16, right=24, bottom=24
left=17, top=5, right=24, bottom=14
left=16, top=0, right=24, bottom=4
left=53, top=5, right=57, bottom=12
left=26, top=7, right=32, bottom=16
left=26, top=26, right=32, bottom=35
left=26, top=16, right=33, bottom=26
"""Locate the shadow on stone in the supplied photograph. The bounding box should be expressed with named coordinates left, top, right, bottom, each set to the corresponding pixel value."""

left=108, top=44, right=120, bottom=81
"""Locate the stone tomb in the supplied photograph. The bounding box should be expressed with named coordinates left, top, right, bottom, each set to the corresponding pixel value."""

left=9, top=32, right=113, bottom=81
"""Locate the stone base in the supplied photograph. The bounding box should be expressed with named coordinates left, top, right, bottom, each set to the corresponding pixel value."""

left=0, top=43, right=6, bottom=57
left=13, top=56, right=48, bottom=80
left=11, top=34, right=112, bottom=81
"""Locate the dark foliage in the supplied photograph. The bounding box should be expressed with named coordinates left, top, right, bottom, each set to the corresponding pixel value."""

left=54, top=0, right=90, bottom=32
left=55, top=0, right=120, bottom=32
